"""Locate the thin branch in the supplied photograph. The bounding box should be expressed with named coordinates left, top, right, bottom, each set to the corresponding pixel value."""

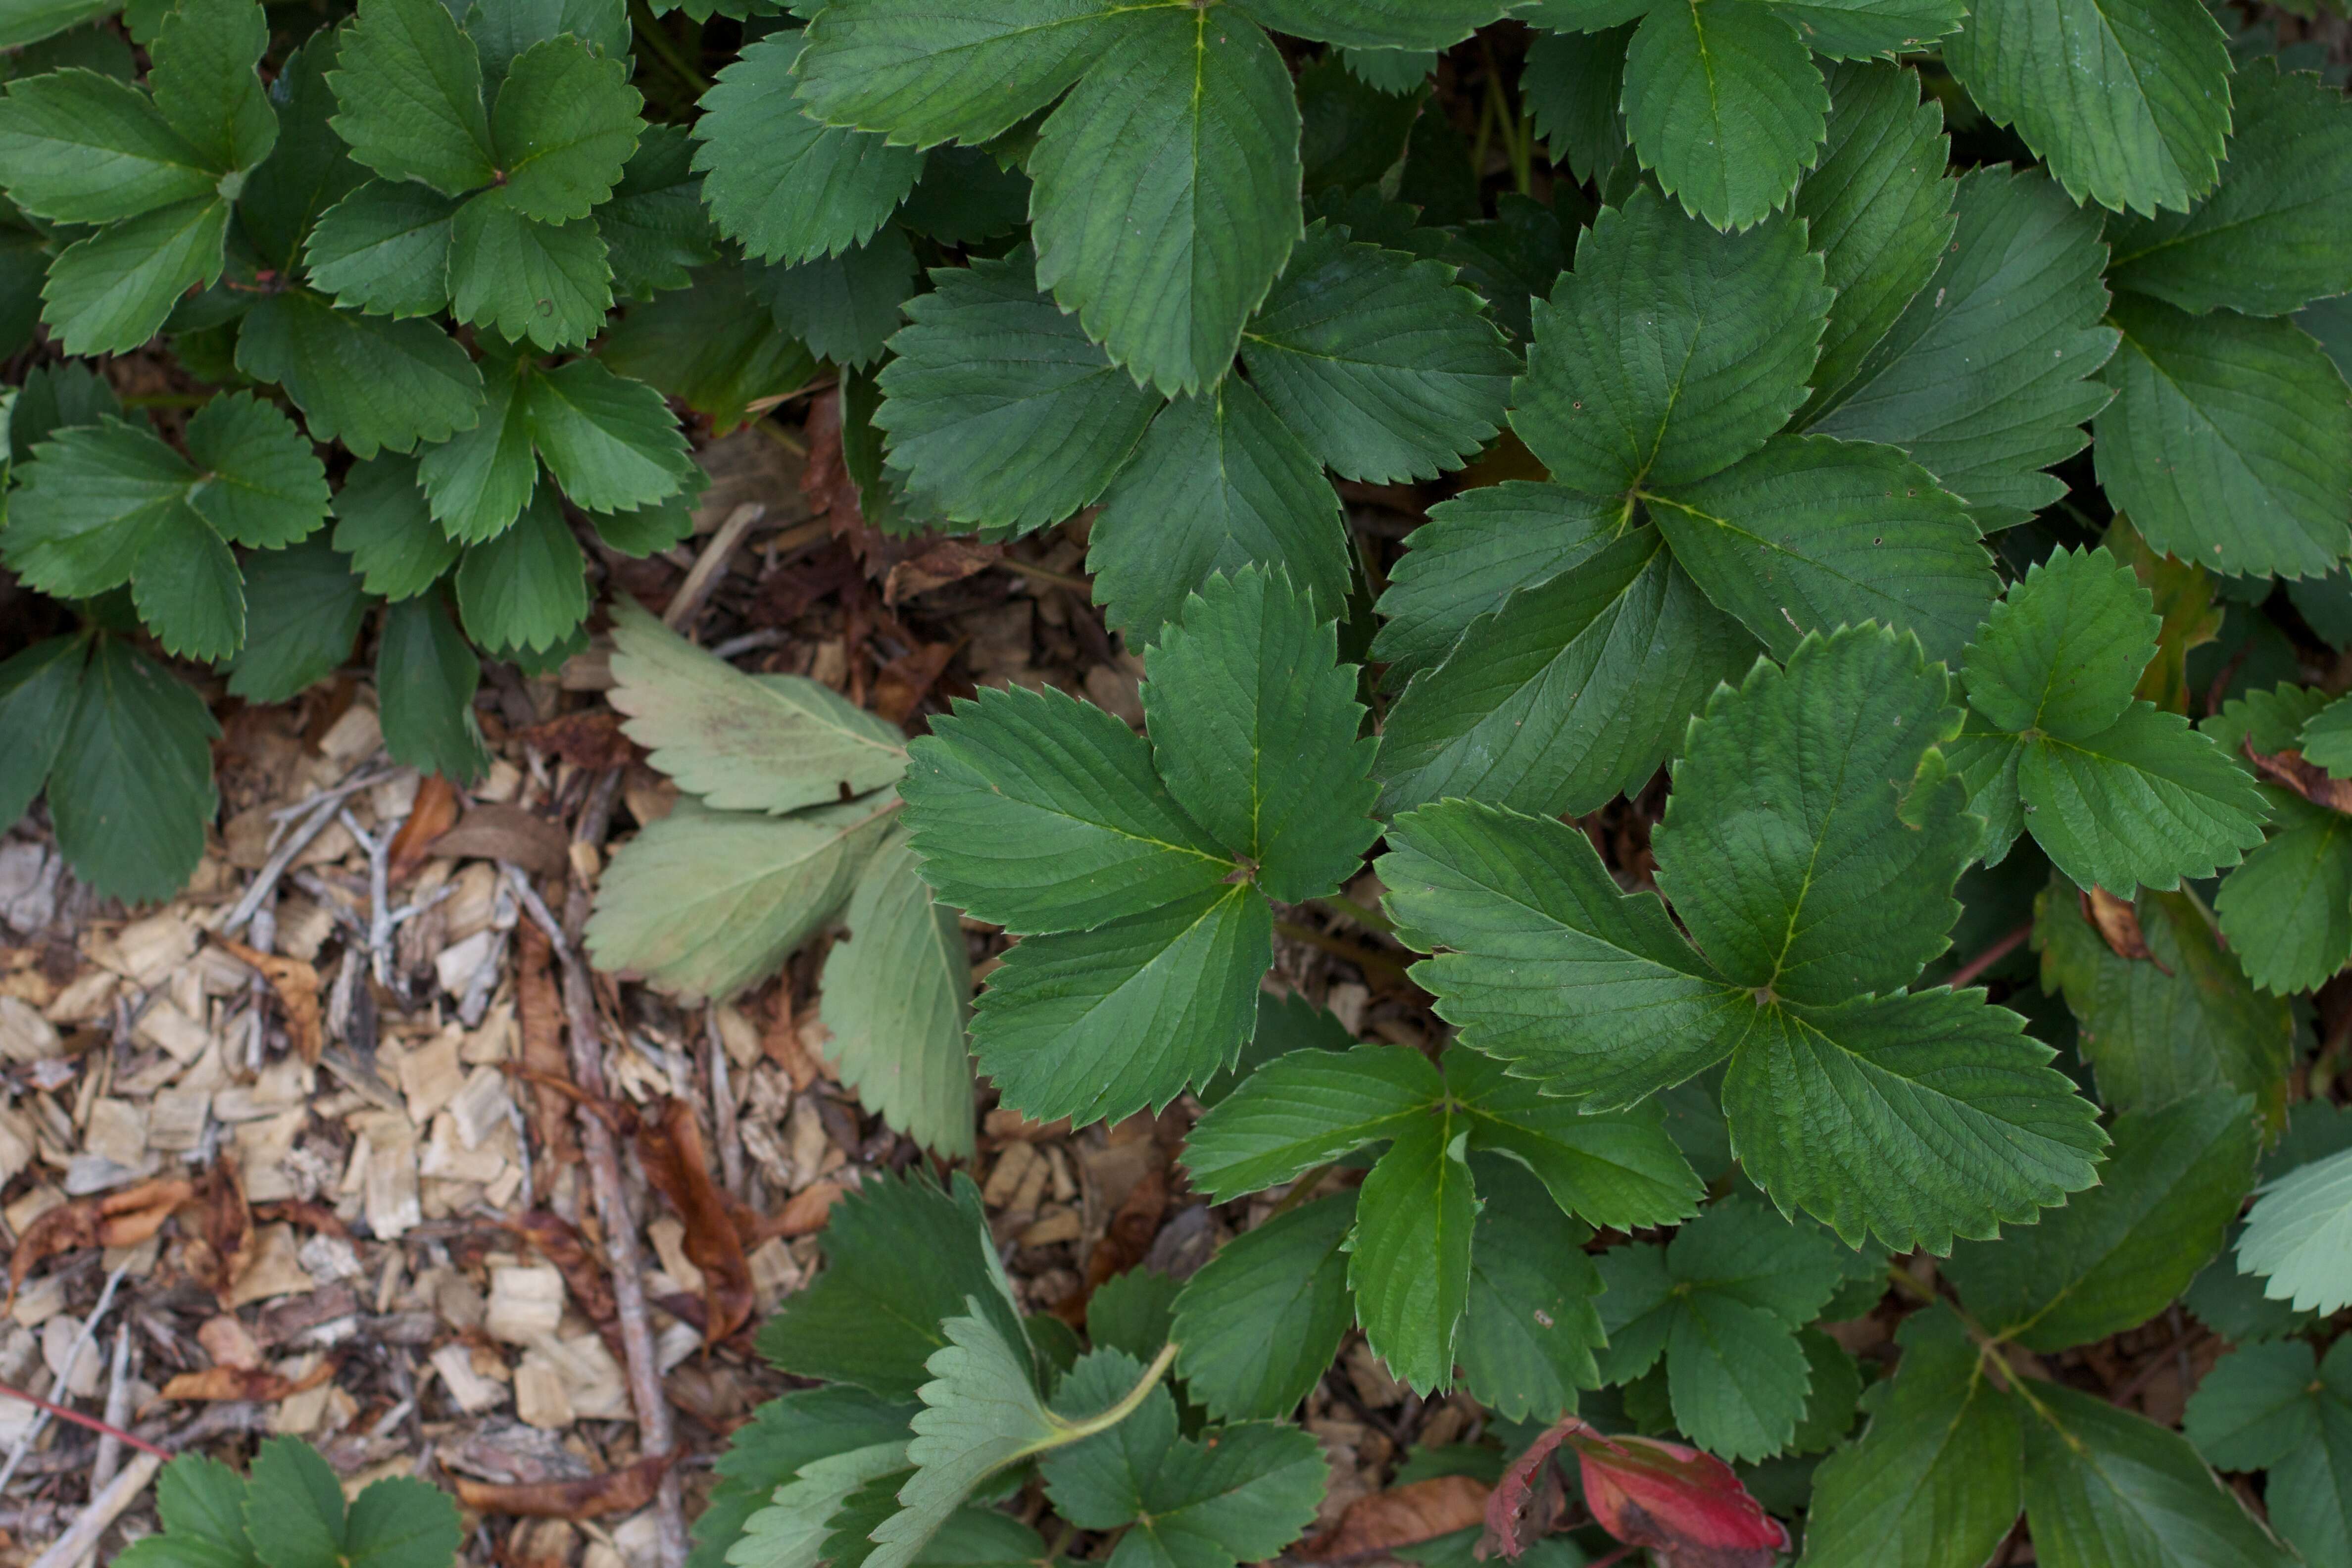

left=1945, top=923, right=2034, bottom=992
left=0, top=1379, right=169, bottom=1460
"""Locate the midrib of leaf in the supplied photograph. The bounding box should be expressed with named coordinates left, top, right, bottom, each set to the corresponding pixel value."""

left=2110, top=319, right=2282, bottom=494
left=2086, top=0, right=2190, bottom=192
left=1051, top=1340, right=1181, bottom=1443
left=1641, top=490, right=1884, bottom=604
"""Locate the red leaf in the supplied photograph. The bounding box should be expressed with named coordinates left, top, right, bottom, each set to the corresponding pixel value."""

left=1486, top=1418, right=1787, bottom=1568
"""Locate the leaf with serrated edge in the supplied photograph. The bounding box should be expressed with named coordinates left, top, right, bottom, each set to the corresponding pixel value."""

left=303, top=180, right=460, bottom=318
left=1228, top=0, right=1514, bottom=49
left=1183, top=1045, right=1443, bottom=1200
left=420, top=353, right=534, bottom=542
left=1170, top=1192, right=1356, bottom=1422
left=377, top=595, right=488, bottom=781
left=42, top=195, right=230, bottom=356
left=2, top=416, right=199, bottom=599
left=0, top=69, right=214, bottom=224
left=1446, top=1049, right=1701, bottom=1232
left=2240, top=1145, right=2352, bottom=1316
left=1369, top=483, right=1616, bottom=686
left=133, top=510, right=243, bottom=662
left=734, top=1443, right=909, bottom=1568
left=237, top=290, right=484, bottom=459
left=1349, top=1101, right=1474, bottom=1393
left=1774, top=0, right=1963, bottom=57
left=2215, top=795, right=2352, bottom=996
left=446, top=191, right=612, bottom=350
left=1621, top=0, right=1826, bottom=232
left=228, top=538, right=368, bottom=703
left=49, top=638, right=218, bottom=905
left=2018, top=704, right=2268, bottom=892
left=147, top=0, right=274, bottom=177
left=487, top=36, right=639, bottom=223
left=326, top=0, right=496, bottom=196
left=749, top=228, right=919, bottom=371
left=184, top=389, right=331, bottom=548
left=1964, top=545, right=2155, bottom=737
left=523, top=358, right=693, bottom=513
left=1456, top=1154, right=1603, bottom=1421
left=0, top=637, right=85, bottom=830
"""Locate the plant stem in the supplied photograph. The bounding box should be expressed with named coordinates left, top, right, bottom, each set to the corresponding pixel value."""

left=1273, top=918, right=1413, bottom=987
left=0, top=1381, right=170, bottom=1459
left=1306, top=894, right=1396, bottom=935
left=630, top=0, right=710, bottom=94
left=1265, top=1163, right=1337, bottom=1220
left=996, top=557, right=1094, bottom=594
left=1945, top=922, right=2034, bottom=991
left=1055, top=1341, right=1180, bottom=1441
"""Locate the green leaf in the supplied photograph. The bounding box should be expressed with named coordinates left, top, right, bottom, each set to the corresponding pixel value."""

left=870, top=1315, right=1176, bottom=1568
left=2038, top=881, right=2295, bottom=1127
left=446, top=190, right=611, bottom=350
left=1943, top=0, right=2233, bottom=217
left=1349, top=1096, right=1474, bottom=1393
left=1802, top=1305, right=2023, bottom=1568
left=873, top=252, right=1159, bottom=535
left=1447, top=1049, right=1703, bottom=1232
left=376, top=593, right=488, bottom=780
left=235, top=289, right=485, bottom=458
left=737, top=1444, right=908, bottom=1568
left=688, top=1388, right=918, bottom=1568
left=1945, top=1095, right=2256, bottom=1352
left=1645, top=434, right=1996, bottom=665
left=224, top=537, right=367, bottom=702
left=585, top=793, right=894, bottom=1001
left=755, top=1171, right=1027, bottom=1400
left=1521, top=26, right=1629, bottom=185
left=2185, top=1339, right=2352, bottom=1568
left=600, top=264, right=818, bottom=433
left=1140, top=568, right=1377, bottom=903
left=1964, top=545, right=2154, bottom=736
left=0, top=636, right=85, bottom=830
left=522, top=357, right=692, bottom=513
left=1455, top=1155, right=1603, bottom=1422
left=243, top=1436, right=344, bottom=1568
left=792, top=0, right=1139, bottom=150
left=598, top=123, right=717, bottom=299
left=2239, top=1144, right=2352, bottom=1316
left=419, top=351, right=534, bottom=541
left=692, top=31, right=922, bottom=264
left=2216, top=792, right=2352, bottom=994
left=1041, top=1354, right=1326, bottom=1568
left=131, top=506, right=242, bottom=662
left=2303, top=692, right=2352, bottom=778
left=2015, top=704, right=2269, bottom=893
left=817, top=829, right=975, bottom=1160
left=4, top=415, right=200, bottom=599
left=130, top=1454, right=254, bottom=1568
left=0, top=0, right=118, bottom=52
left=237, top=35, right=365, bottom=275
left=1809, top=166, right=2119, bottom=531
left=897, top=145, right=1030, bottom=245
left=968, top=884, right=1273, bottom=1127
left=2107, top=61, right=2352, bottom=318
left=183, top=388, right=331, bottom=548
left=1368, top=483, right=1610, bottom=686
left=0, top=68, right=214, bottom=223
left=336, top=1476, right=466, bottom=1568
left=1773, top=0, right=1963, bottom=57
left=146, top=0, right=273, bottom=178
left=43, top=194, right=230, bottom=354
left=453, top=488, right=585, bottom=650
left=2020, top=1380, right=2293, bottom=1568
left=605, top=597, right=906, bottom=813
left=1791, top=62, right=1955, bottom=421
left=1170, top=1192, right=1356, bottom=1421
left=50, top=636, right=218, bottom=903
left=1620, top=0, right=1826, bottom=231
left=1511, top=187, right=1829, bottom=497
left=327, top=0, right=497, bottom=196
left=1229, top=0, right=1512, bottom=49
left=462, top=0, right=631, bottom=84
left=1184, top=1044, right=1443, bottom=1200
left=2094, top=295, right=2352, bottom=580
left=1087, top=1269, right=1177, bottom=1361
left=1295, top=52, right=1419, bottom=194
left=1029, top=6, right=1301, bottom=395
left=749, top=227, right=918, bottom=370
left=1236, top=221, right=1515, bottom=484
left=900, top=682, right=1231, bottom=931
left=487, top=36, right=638, bottom=222
left=1088, top=380, right=1351, bottom=646
left=303, top=180, right=460, bottom=317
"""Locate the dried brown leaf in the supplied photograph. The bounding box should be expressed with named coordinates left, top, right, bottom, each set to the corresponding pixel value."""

left=157, top=1359, right=336, bottom=1403
left=1302, top=1476, right=1491, bottom=1561
left=426, top=804, right=571, bottom=878
left=637, top=1099, right=753, bottom=1345
left=452, top=1452, right=674, bottom=1518
left=517, top=711, right=639, bottom=772
left=883, top=542, right=1000, bottom=607
left=214, top=937, right=324, bottom=1065
left=387, top=774, right=461, bottom=882
left=183, top=1160, right=254, bottom=1307
left=507, top=1210, right=617, bottom=1327
left=2080, top=888, right=2164, bottom=969
left=7, top=1177, right=194, bottom=1303
left=2245, top=743, right=2352, bottom=814
left=871, top=641, right=958, bottom=725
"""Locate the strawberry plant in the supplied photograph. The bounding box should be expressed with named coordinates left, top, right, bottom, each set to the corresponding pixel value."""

left=121, top=1436, right=462, bottom=1568
left=4, top=0, right=2352, bottom=1562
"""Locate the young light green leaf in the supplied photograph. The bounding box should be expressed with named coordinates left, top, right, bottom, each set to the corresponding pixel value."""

left=1088, top=381, right=1351, bottom=646
left=873, top=252, right=1159, bottom=535
left=1029, top=6, right=1300, bottom=395
left=42, top=194, right=230, bottom=355
left=302, top=180, right=460, bottom=318
left=225, top=538, right=367, bottom=703
left=1183, top=1044, right=1444, bottom=1200
left=1964, top=545, right=2155, bottom=736
left=1620, top=0, right=1826, bottom=231
left=376, top=593, right=488, bottom=780
left=1170, top=1192, right=1356, bottom=1422
left=1512, top=187, right=1829, bottom=496
left=1236, top=221, right=1515, bottom=484
left=1455, top=1155, right=1603, bottom=1421
left=487, top=35, right=639, bottom=223
left=184, top=388, right=332, bottom=548
left=2239, top=1144, right=2352, bottom=1316
left=522, top=357, right=693, bottom=513
left=2095, top=296, right=2352, bottom=580
left=50, top=637, right=218, bottom=904
left=0, top=69, right=214, bottom=224
left=327, top=0, right=497, bottom=196
left=446, top=190, right=612, bottom=350
left=235, top=289, right=485, bottom=458
left=453, top=488, right=584, bottom=651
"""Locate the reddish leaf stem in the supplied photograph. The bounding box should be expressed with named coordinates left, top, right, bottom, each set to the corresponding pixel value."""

left=0, top=1381, right=170, bottom=1459
left=1946, top=922, right=2034, bottom=991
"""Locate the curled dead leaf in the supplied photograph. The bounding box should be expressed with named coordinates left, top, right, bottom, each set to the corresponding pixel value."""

left=214, top=937, right=324, bottom=1065
left=452, top=1452, right=675, bottom=1518
left=1302, top=1475, right=1490, bottom=1560
left=7, top=1177, right=194, bottom=1304
left=183, top=1160, right=254, bottom=1308
left=157, top=1358, right=336, bottom=1404
left=387, top=774, right=462, bottom=882
left=507, top=1210, right=617, bottom=1328
left=2244, top=742, right=2352, bottom=815
left=883, top=542, right=1000, bottom=607
left=871, top=641, right=959, bottom=725
left=251, top=1199, right=352, bottom=1240
left=2080, top=888, right=2167, bottom=971
left=637, top=1099, right=753, bottom=1345
left=426, top=803, right=571, bottom=878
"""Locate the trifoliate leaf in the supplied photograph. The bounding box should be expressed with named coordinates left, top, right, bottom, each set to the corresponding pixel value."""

left=42, top=194, right=230, bottom=354
left=376, top=593, right=488, bottom=780
left=453, top=488, right=584, bottom=651
left=522, top=357, right=692, bottom=513
left=969, top=884, right=1273, bottom=1127
left=1791, top=62, right=1955, bottom=420
left=601, top=264, right=819, bottom=434
left=130, top=505, right=242, bottom=661
left=901, top=682, right=1232, bottom=931
left=689, top=1389, right=918, bottom=1568
left=1236, top=221, right=1515, bottom=485
left=1088, top=380, right=1350, bottom=646
left=605, top=598, right=907, bottom=814
left=1229, top=0, right=1512, bottom=49
left=1447, top=1050, right=1702, bottom=1232
left=2107, top=62, right=2352, bottom=318
left=1774, top=0, right=1962, bottom=57
left=1947, top=1094, right=2255, bottom=1353
left=1029, top=6, right=1301, bottom=395
left=1943, top=0, right=2233, bottom=217
left=868, top=1314, right=1176, bottom=1568
left=1511, top=187, right=1829, bottom=497
left=302, top=180, right=460, bottom=317
left=1620, top=0, right=1826, bottom=231
left=1455, top=1156, right=1603, bottom=1422
left=873, top=252, right=1158, bottom=535
left=114, top=1453, right=250, bottom=1568
left=0, top=68, right=215, bottom=223
left=1170, top=1193, right=1356, bottom=1422
left=817, top=829, right=974, bottom=1159
left=1182, top=1044, right=1444, bottom=1201
left=4, top=415, right=201, bottom=599
left=2038, top=881, right=2294, bottom=1128
left=1646, top=434, right=1996, bottom=664
left=146, top=0, right=274, bottom=178
left=1802, top=1305, right=2023, bottom=1568
left=0, top=636, right=84, bottom=830
left=446, top=190, right=611, bottom=349
left=1809, top=166, right=2118, bottom=531
left=183, top=388, right=331, bottom=548
left=2020, top=1380, right=2293, bottom=1568
left=1964, top=545, right=2154, bottom=736
left=1141, top=568, right=1378, bottom=903
left=2016, top=704, right=2268, bottom=893
left=2184, top=1339, right=2352, bottom=1568
left=462, top=0, right=631, bottom=83
left=2239, top=1145, right=2352, bottom=1316
left=1085, top=1269, right=1177, bottom=1364
left=598, top=124, right=716, bottom=298
left=735, top=1443, right=910, bottom=1568
left=327, top=0, right=497, bottom=196
left=586, top=793, right=895, bottom=1001
left=1039, top=1353, right=1326, bottom=1568
left=235, top=289, right=485, bottom=459
left=693, top=31, right=922, bottom=264
left=225, top=537, right=368, bottom=702
left=49, top=637, right=218, bottom=903
left=1368, top=482, right=1613, bottom=686
left=755, top=1171, right=1028, bottom=1400
left=748, top=227, right=917, bottom=370
left=1349, top=1094, right=1474, bottom=1393
left=792, top=0, right=1139, bottom=149
left=487, top=36, right=638, bottom=223
left=2095, top=296, right=2352, bottom=580
left=1521, top=26, right=1629, bottom=185
left=419, top=351, right=534, bottom=541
